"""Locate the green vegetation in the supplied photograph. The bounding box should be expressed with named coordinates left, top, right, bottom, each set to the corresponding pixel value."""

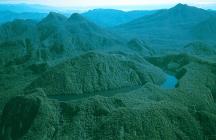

left=0, top=3, right=216, bottom=140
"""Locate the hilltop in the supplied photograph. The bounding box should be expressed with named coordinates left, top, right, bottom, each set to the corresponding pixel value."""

left=25, top=52, right=165, bottom=95
left=114, top=3, right=216, bottom=48
left=1, top=3, right=216, bottom=140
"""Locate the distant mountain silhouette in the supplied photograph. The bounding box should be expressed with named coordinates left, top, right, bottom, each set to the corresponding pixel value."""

left=0, top=11, right=47, bottom=24
left=0, top=12, right=123, bottom=65
left=114, top=3, right=216, bottom=47
left=82, top=9, right=156, bottom=27
left=0, top=4, right=81, bottom=24
left=120, top=4, right=215, bottom=28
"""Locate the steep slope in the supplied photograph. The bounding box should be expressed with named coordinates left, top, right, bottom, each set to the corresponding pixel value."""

left=37, top=12, right=68, bottom=44
left=0, top=12, right=126, bottom=95
left=0, top=12, right=122, bottom=52
left=0, top=12, right=125, bottom=65
left=2, top=80, right=216, bottom=140
left=127, top=39, right=155, bottom=56
left=38, top=12, right=121, bottom=51
left=114, top=4, right=216, bottom=47
left=192, top=17, right=216, bottom=40
left=25, top=52, right=166, bottom=95
left=82, top=9, right=156, bottom=27
left=65, top=13, right=120, bottom=50
left=0, top=89, right=58, bottom=140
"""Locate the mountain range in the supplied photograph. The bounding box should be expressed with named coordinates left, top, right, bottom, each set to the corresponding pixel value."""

left=82, top=9, right=156, bottom=27
left=0, top=11, right=127, bottom=66
left=0, top=4, right=156, bottom=26
left=1, top=3, right=216, bottom=64
left=1, top=3, right=216, bottom=140
left=114, top=3, right=216, bottom=48
left=0, top=11, right=47, bottom=24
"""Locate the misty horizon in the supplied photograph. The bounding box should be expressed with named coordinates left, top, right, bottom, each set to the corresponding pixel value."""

left=0, top=1, right=216, bottom=11
left=1, top=1, right=216, bottom=140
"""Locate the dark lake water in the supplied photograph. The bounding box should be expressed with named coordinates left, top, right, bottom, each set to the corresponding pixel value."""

left=49, top=74, right=178, bottom=102
left=48, top=86, right=141, bottom=101
left=160, top=74, right=178, bottom=89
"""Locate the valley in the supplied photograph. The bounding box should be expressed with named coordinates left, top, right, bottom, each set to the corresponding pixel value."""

left=0, top=3, right=216, bottom=140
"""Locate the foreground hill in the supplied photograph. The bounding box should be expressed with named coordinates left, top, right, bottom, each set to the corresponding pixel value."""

left=1, top=53, right=216, bottom=139
left=82, top=9, right=156, bottom=27
left=25, top=52, right=165, bottom=95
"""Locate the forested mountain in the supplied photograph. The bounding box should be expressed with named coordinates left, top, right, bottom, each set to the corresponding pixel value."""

left=1, top=3, right=216, bottom=140
left=0, top=12, right=124, bottom=65
left=82, top=9, right=156, bottom=27
left=114, top=4, right=216, bottom=48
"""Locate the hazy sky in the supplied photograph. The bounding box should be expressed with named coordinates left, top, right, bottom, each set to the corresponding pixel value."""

left=1, top=0, right=216, bottom=10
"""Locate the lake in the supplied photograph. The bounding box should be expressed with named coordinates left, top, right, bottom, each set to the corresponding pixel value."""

left=160, top=74, right=178, bottom=89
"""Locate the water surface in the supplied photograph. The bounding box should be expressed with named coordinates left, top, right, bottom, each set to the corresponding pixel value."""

left=161, top=74, right=178, bottom=89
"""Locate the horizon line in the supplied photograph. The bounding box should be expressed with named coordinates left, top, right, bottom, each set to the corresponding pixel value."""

left=0, top=2, right=215, bottom=11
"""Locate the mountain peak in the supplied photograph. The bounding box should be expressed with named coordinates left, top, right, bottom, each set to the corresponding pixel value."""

left=41, top=12, right=67, bottom=23
left=176, top=3, right=188, bottom=7
left=171, top=3, right=190, bottom=10
left=168, top=3, right=209, bottom=16
left=68, top=13, right=85, bottom=22
left=48, top=12, right=67, bottom=19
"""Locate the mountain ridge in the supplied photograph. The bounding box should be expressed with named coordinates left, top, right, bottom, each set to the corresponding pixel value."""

left=113, top=3, right=216, bottom=47
left=82, top=8, right=157, bottom=27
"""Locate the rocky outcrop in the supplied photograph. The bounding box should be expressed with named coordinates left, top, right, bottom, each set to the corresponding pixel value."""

left=0, top=89, right=58, bottom=140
